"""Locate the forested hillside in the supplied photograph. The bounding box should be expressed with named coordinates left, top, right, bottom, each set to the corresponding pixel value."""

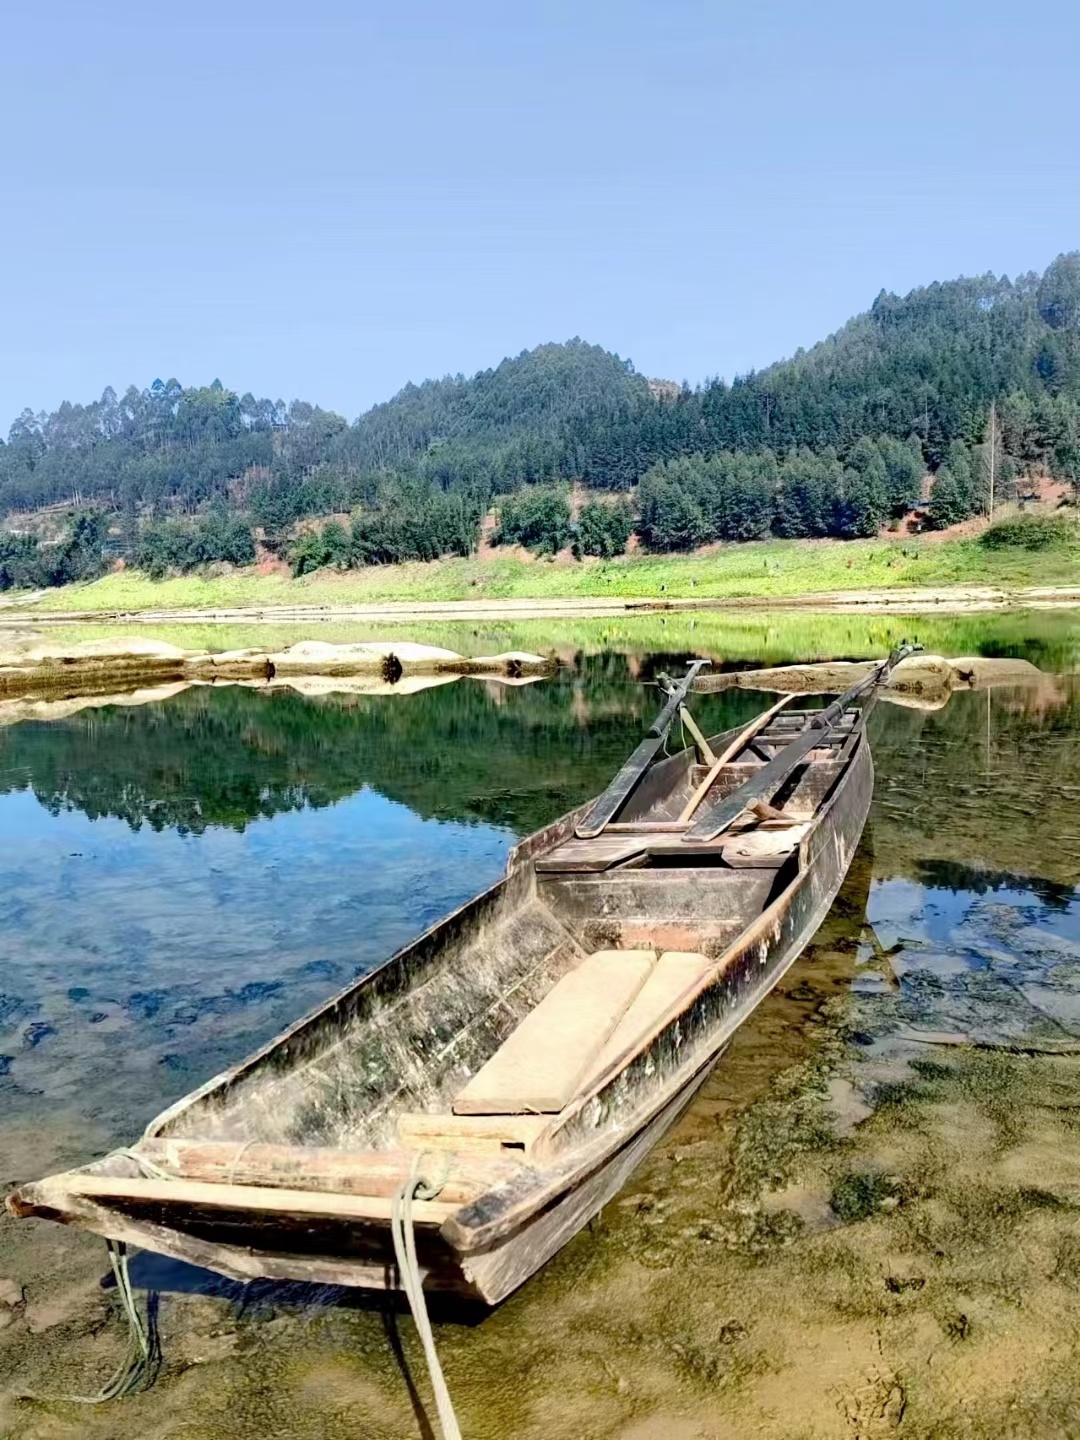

left=2, top=254, right=1079, bottom=590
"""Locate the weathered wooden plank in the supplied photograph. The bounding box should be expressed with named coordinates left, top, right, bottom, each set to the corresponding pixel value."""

left=685, top=726, right=823, bottom=842
left=677, top=705, right=716, bottom=765
left=605, top=821, right=687, bottom=833
left=581, top=951, right=714, bottom=1087
left=397, top=1113, right=552, bottom=1159
left=575, top=660, right=710, bottom=838
left=9, top=1173, right=458, bottom=1225
left=535, top=834, right=651, bottom=873
left=134, top=1139, right=517, bottom=1199
left=573, top=736, right=664, bottom=840
left=453, top=951, right=656, bottom=1115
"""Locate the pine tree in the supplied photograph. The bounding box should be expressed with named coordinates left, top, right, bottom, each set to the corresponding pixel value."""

left=928, top=466, right=969, bottom=528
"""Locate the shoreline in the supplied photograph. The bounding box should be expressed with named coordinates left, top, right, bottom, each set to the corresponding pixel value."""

left=3, top=582, right=1080, bottom=627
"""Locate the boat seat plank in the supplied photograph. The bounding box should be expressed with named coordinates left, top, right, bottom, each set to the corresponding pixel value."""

left=535, top=835, right=650, bottom=873
left=580, top=951, right=715, bottom=1090
left=453, top=950, right=656, bottom=1115
left=398, top=1113, right=552, bottom=1159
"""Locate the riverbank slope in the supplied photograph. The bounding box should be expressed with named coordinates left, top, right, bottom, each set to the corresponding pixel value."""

left=2, top=532, right=1080, bottom=623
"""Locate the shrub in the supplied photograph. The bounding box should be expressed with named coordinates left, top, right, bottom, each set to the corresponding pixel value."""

left=494, top=488, right=572, bottom=555
left=137, top=513, right=255, bottom=577
left=979, top=513, right=1078, bottom=551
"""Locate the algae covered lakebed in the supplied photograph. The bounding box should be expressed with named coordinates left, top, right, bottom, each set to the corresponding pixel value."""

left=1, top=611, right=1079, bottom=1438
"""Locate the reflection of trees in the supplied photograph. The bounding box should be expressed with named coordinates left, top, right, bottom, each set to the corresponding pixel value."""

left=869, top=680, right=1080, bottom=890
left=0, top=657, right=769, bottom=837
left=3, top=665, right=1075, bottom=900
left=914, top=860, right=1074, bottom=910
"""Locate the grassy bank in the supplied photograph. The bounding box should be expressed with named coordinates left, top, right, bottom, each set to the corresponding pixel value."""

left=10, top=532, right=1080, bottom=615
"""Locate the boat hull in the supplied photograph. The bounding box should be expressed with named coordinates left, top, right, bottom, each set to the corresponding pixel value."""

left=8, top=719, right=875, bottom=1305
left=456, top=739, right=873, bottom=1300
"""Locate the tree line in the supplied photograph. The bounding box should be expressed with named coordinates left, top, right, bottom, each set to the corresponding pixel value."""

left=1, top=255, right=1078, bottom=586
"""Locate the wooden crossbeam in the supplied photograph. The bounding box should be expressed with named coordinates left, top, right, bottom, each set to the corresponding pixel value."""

left=678, top=694, right=796, bottom=823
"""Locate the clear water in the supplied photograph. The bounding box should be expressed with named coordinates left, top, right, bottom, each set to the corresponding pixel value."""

left=1, top=613, right=1078, bottom=1439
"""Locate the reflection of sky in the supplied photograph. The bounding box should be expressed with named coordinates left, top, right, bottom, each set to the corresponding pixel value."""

left=868, top=876, right=1080, bottom=950
left=0, top=784, right=512, bottom=1140
left=861, top=874, right=1080, bottom=1047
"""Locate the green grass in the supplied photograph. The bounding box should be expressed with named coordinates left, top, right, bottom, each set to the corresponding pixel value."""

left=10, top=532, right=1080, bottom=615
left=31, top=607, right=1080, bottom=677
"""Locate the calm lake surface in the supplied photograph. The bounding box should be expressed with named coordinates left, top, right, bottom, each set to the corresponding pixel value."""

left=1, top=609, right=1079, bottom=1439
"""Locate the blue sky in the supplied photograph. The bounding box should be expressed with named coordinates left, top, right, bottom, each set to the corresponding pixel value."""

left=2, top=0, right=1078, bottom=424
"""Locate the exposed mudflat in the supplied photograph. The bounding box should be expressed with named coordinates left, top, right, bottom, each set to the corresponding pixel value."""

left=0, top=636, right=552, bottom=702
left=5, top=874, right=1080, bottom=1439
left=3, top=582, right=1080, bottom=630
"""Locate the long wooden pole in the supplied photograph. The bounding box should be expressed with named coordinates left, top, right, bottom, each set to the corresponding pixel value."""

left=678, top=693, right=795, bottom=822
left=684, top=644, right=919, bottom=843
left=575, top=659, right=709, bottom=839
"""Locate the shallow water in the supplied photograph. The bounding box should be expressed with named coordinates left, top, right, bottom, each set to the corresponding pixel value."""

left=1, top=613, right=1078, bottom=1438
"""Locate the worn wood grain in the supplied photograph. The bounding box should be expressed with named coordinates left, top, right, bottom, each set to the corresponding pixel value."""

left=454, top=950, right=655, bottom=1115
left=19, top=1172, right=458, bottom=1225
left=397, top=1113, right=552, bottom=1159
left=135, top=1139, right=517, bottom=1199
left=678, top=694, right=796, bottom=822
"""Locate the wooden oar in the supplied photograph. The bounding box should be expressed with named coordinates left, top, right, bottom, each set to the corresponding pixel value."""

left=575, top=659, right=709, bottom=839
left=678, top=693, right=796, bottom=823
left=684, top=643, right=920, bottom=844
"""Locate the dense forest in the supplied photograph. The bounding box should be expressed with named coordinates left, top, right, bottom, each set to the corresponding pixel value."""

left=2, top=254, right=1079, bottom=588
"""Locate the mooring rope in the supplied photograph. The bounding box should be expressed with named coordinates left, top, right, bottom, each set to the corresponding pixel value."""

left=390, top=1152, right=462, bottom=1440
left=19, top=1239, right=160, bottom=1405
left=110, top=1145, right=174, bottom=1181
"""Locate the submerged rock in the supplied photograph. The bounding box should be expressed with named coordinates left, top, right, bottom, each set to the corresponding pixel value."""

left=0, top=1277, right=24, bottom=1308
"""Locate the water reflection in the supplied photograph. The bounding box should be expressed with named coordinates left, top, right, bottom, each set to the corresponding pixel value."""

left=0, top=664, right=1076, bottom=1147
left=0, top=657, right=774, bottom=835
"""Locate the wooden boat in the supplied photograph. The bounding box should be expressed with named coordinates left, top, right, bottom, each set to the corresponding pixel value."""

left=8, top=650, right=909, bottom=1305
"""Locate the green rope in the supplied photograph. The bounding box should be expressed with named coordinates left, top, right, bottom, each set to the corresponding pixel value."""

left=19, top=1240, right=160, bottom=1405
left=390, top=1153, right=462, bottom=1440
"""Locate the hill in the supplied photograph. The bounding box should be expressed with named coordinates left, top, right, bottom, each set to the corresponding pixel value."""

left=1, top=255, right=1078, bottom=592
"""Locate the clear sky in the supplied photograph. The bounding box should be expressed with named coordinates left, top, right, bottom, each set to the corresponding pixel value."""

left=2, top=0, right=1078, bottom=425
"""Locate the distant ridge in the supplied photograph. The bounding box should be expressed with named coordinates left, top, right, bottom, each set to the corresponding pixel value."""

left=1, top=255, right=1078, bottom=589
